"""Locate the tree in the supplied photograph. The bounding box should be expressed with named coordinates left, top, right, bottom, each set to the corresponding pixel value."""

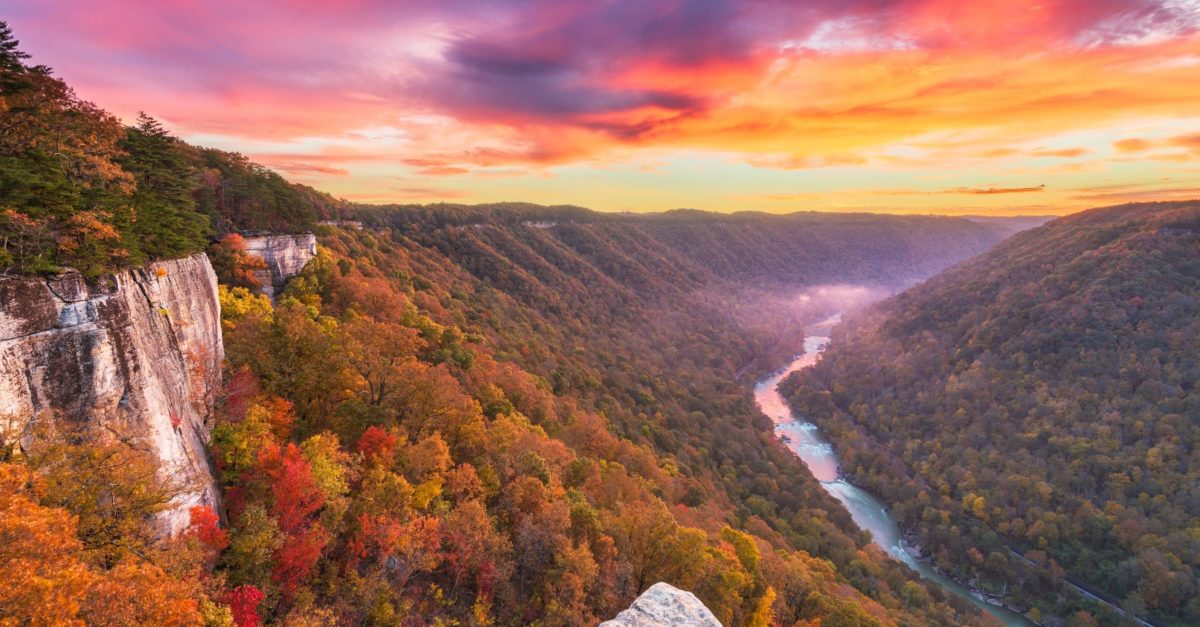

left=0, top=462, right=202, bottom=625
left=81, top=557, right=201, bottom=625
left=225, top=504, right=282, bottom=588
left=118, top=113, right=209, bottom=261
left=189, top=505, right=230, bottom=566
left=259, top=443, right=325, bottom=535
left=22, top=427, right=181, bottom=569
left=271, top=526, right=329, bottom=601
left=209, top=233, right=268, bottom=290
left=355, top=425, right=398, bottom=466
left=338, top=316, right=422, bottom=410
left=0, top=462, right=92, bottom=624
left=229, top=585, right=265, bottom=627
left=0, top=23, right=135, bottom=276
left=0, top=21, right=30, bottom=72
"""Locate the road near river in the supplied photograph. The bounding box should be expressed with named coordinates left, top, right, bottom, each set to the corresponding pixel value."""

left=754, top=314, right=1032, bottom=627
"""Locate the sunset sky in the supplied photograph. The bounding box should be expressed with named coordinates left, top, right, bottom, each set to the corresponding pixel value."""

left=7, top=0, right=1200, bottom=214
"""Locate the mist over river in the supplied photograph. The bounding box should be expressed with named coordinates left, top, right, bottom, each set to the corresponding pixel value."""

left=754, top=314, right=1032, bottom=627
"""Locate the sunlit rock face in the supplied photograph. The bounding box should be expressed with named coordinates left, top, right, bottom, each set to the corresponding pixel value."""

left=0, top=253, right=223, bottom=534
left=601, top=583, right=723, bottom=627
left=242, top=233, right=317, bottom=298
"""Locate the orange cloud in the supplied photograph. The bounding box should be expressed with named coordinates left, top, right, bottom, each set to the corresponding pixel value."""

left=1073, top=184, right=1200, bottom=202
left=949, top=185, right=1046, bottom=194
left=1114, top=138, right=1152, bottom=152
left=1030, top=148, right=1087, bottom=158
left=1169, top=133, right=1200, bottom=149
left=269, top=162, right=351, bottom=177
left=868, top=185, right=1046, bottom=195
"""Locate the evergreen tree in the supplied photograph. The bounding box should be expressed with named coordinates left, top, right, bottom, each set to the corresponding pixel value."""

left=0, top=21, right=30, bottom=72
left=118, top=113, right=210, bottom=261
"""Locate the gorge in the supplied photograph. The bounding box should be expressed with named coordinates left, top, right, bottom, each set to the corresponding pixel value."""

left=756, top=313, right=1032, bottom=625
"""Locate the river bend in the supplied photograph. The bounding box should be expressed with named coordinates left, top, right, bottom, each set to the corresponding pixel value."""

left=754, top=314, right=1031, bottom=626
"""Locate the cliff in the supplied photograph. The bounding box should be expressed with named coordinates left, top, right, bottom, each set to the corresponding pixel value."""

left=243, top=233, right=317, bottom=298
left=0, top=253, right=223, bottom=534
left=601, top=583, right=722, bottom=627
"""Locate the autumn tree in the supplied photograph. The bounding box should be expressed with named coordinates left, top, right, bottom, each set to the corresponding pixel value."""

left=209, top=233, right=268, bottom=290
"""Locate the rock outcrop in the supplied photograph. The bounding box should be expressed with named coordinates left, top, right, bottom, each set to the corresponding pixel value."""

left=601, top=583, right=722, bottom=627
left=243, top=233, right=317, bottom=298
left=0, top=253, right=223, bottom=534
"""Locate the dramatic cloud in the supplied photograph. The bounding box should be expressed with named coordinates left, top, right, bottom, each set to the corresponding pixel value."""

left=6, top=0, right=1200, bottom=212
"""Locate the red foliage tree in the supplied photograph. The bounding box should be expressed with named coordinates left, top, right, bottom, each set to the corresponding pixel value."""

left=223, top=367, right=261, bottom=423
left=228, top=585, right=265, bottom=627
left=355, top=425, right=397, bottom=466
left=346, top=513, right=404, bottom=568
left=271, top=526, right=329, bottom=601
left=257, top=443, right=324, bottom=535
left=188, top=505, right=229, bottom=566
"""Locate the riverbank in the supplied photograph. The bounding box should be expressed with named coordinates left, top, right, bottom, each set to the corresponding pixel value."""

left=753, top=316, right=1033, bottom=627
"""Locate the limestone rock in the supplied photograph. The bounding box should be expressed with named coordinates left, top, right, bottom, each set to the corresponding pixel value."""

left=242, top=233, right=317, bottom=298
left=601, top=583, right=723, bottom=627
left=0, top=253, right=224, bottom=534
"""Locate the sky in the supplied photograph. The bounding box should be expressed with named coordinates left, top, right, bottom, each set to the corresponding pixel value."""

left=6, top=0, right=1200, bottom=215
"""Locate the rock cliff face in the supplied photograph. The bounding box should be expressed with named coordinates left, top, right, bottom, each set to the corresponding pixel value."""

left=0, top=253, right=223, bottom=534
left=601, top=583, right=722, bottom=627
left=243, top=234, right=317, bottom=298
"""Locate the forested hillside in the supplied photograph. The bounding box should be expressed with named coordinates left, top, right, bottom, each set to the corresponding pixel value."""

left=357, top=204, right=1002, bottom=289
left=203, top=213, right=1009, bottom=625
left=782, top=201, right=1200, bottom=625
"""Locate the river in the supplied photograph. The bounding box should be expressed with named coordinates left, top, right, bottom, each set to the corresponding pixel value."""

left=753, top=314, right=1032, bottom=626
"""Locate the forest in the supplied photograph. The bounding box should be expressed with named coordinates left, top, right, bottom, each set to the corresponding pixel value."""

left=0, top=22, right=1022, bottom=625
left=782, top=201, right=1200, bottom=625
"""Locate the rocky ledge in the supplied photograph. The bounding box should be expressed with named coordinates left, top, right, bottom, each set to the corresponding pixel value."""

left=601, top=583, right=722, bottom=627
left=243, top=233, right=317, bottom=299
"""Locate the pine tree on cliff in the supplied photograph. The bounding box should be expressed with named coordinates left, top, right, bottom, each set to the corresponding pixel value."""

left=118, top=113, right=210, bottom=262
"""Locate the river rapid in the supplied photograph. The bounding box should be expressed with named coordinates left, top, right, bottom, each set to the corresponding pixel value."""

left=754, top=314, right=1032, bottom=627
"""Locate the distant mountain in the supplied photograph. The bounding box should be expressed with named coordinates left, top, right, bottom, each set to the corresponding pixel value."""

left=961, top=214, right=1056, bottom=238
left=782, top=201, right=1200, bottom=625
left=359, top=203, right=1012, bottom=290
left=354, top=203, right=1016, bottom=377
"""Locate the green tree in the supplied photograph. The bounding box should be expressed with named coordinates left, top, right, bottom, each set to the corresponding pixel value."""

left=118, top=113, right=209, bottom=261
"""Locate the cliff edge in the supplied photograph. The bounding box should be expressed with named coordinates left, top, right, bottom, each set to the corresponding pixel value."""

left=0, top=253, right=223, bottom=534
left=243, top=233, right=317, bottom=298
